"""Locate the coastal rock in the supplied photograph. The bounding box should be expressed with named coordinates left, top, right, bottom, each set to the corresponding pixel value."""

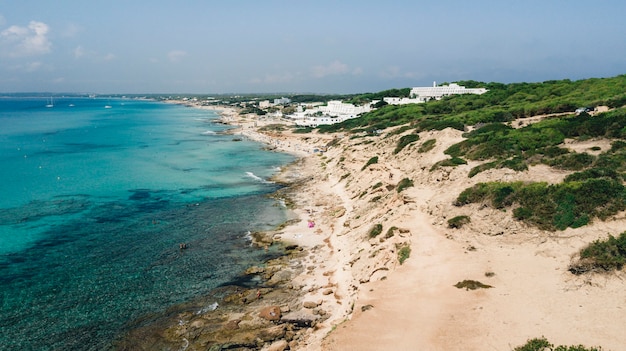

left=258, top=325, right=286, bottom=342
left=266, top=339, right=289, bottom=351
left=302, top=300, right=322, bottom=309
left=268, top=269, right=294, bottom=285
left=281, top=311, right=318, bottom=328
left=259, top=306, right=282, bottom=321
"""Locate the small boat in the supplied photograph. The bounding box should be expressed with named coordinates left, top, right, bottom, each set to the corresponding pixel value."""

left=104, top=105, right=112, bottom=109
left=45, top=97, right=54, bottom=108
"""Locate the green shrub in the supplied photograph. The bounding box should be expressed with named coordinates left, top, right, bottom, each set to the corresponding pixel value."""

left=394, top=134, right=420, bottom=154
left=453, top=280, right=492, bottom=290
left=398, top=245, right=411, bottom=264
left=457, top=178, right=626, bottom=231
left=361, top=156, right=379, bottom=170
left=372, top=182, right=383, bottom=189
left=514, top=337, right=553, bottom=351
left=547, top=152, right=596, bottom=170
left=430, top=157, right=467, bottom=171
left=570, top=232, right=626, bottom=273
left=385, top=226, right=397, bottom=238
left=514, top=336, right=603, bottom=351
left=368, top=224, right=383, bottom=238
left=396, top=178, right=414, bottom=193
left=448, top=215, right=471, bottom=229
left=418, top=139, right=436, bottom=153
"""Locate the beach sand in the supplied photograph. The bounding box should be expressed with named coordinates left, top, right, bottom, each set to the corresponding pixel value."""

left=175, top=101, right=626, bottom=351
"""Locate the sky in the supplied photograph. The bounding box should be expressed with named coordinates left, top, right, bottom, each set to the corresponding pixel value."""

left=1, top=0, right=626, bottom=94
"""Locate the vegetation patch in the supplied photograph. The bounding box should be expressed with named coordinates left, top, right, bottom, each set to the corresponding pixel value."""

left=447, top=215, right=471, bottom=229
left=368, top=224, right=383, bottom=238
left=514, top=336, right=603, bottom=351
left=454, top=280, right=493, bottom=290
left=396, top=178, right=414, bottom=193
left=361, top=156, right=379, bottom=170
left=398, top=245, right=411, bottom=264
left=430, top=156, right=467, bottom=171
left=258, top=124, right=287, bottom=132
left=394, top=134, right=420, bottom=154
left=418, top=138, right=436, bottom=153
left=385, top=226, right=397, bottom=239
left=569, top=231, right=626, bottom=274
left=455, top=178, right=626, bottom=231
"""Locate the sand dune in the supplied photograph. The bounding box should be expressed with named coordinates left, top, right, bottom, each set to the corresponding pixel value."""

left=191, top=103, right=625, bottom=351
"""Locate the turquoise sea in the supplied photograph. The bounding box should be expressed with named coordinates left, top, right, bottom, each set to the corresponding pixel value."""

left=0, top=97, right=294, bottom=350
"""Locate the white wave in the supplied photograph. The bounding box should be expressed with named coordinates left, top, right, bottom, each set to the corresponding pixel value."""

left=244, top=230, right=252, bottom=241
left=201, top=130, right=216, bottom=135
left=245, top=171, right=273, bottom=183
left=196, top=302, right=219, bottom=315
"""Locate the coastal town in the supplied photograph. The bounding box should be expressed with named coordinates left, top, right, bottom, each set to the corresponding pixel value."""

left=174, top=82, right=488, bottom=128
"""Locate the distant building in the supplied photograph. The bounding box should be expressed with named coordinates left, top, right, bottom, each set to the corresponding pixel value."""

left=259, top=100, right=271, bottom=109
left=410, top=82, right=487, bottom=102
left=383, top=97, right=421, bottom=105
left=288, top=100, right=371, bottom=127
left=273, top=97, right=291, bottom=105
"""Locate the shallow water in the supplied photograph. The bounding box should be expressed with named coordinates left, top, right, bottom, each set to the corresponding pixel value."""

left=0, top=97, right=294, bottom=350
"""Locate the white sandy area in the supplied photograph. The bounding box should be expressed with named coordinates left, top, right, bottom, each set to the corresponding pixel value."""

left=180, top=102, right=626, bottom=351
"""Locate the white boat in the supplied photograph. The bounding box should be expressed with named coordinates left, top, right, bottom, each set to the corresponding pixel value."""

left=45, top=97, right=54, bottom=108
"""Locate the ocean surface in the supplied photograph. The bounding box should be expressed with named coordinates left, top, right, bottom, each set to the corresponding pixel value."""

left=0, top=97, right=295, bottom=350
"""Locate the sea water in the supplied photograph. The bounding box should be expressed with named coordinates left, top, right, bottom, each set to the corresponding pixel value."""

left=0, top=97, right=294, bottom=350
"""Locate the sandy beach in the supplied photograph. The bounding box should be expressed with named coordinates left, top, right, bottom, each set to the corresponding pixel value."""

left=171, top=101, right=626, bottom=351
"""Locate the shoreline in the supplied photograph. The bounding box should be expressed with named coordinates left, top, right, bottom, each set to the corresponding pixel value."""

left=131, top=101, right=626, bottom=351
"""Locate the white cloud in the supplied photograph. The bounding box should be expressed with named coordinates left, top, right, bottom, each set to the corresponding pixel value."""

left=250, top=72, right=296, bottom=85
left=72, top=46, right=115, bottom=61
left=24, top=61, right=43, bottom=72
left=1, top=21, right=52, bottom=57
left=61, top=23, right=81, bottom=38
left=311, top=60, right=350, bottom=78
left=167, top=50, right=187, bottom=62
left=378, top=66, right=419, bottom=79
left=73, top=46, right=85, bottom=58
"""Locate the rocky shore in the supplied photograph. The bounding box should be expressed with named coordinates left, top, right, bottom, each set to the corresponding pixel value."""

left=117, top=101, right=626, bottom=351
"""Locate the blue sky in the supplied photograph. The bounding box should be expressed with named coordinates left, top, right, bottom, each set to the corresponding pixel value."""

left=1, top=0, right=625, bottom=94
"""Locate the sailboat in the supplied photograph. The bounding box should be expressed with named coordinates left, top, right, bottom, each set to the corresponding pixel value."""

left=46, top=97, right=54, bottom=108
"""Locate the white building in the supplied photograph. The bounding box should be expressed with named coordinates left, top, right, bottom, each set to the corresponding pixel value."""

left=410, top=82, right=487, bottom=102
left=318, top=100, right=371, bottom=116
left=258, top=100, right=271, bottom=109
left=289, top=100, right=372, bottom=127
left=273, top=97, right=291, bottom=105
left=383, top=97, right=422, bottom=105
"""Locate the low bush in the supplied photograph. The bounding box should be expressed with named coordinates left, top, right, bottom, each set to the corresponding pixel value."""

left=456, top=179, right=626, bottom=231
left=514, top=336, right=603, bottom=351
left=430, top=157, right=467, bottom=171
left=394, top=134, right=420, bottom=154
left=453, top=280, right=492, bottom=290
left=569, top=232, right=626, bottom=274
left=368, top=224, right=383, bottom=238
left=418, top=138, right=436, bottom=153
left=361, top=156, right=379, bottom=170
left=398, top=245, right=411, bottom=264
left=448, top=215, right=471, bottom=229
left=385, top=226, right=397, bottom=238
left=396, top=178, right=414, bottom=193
